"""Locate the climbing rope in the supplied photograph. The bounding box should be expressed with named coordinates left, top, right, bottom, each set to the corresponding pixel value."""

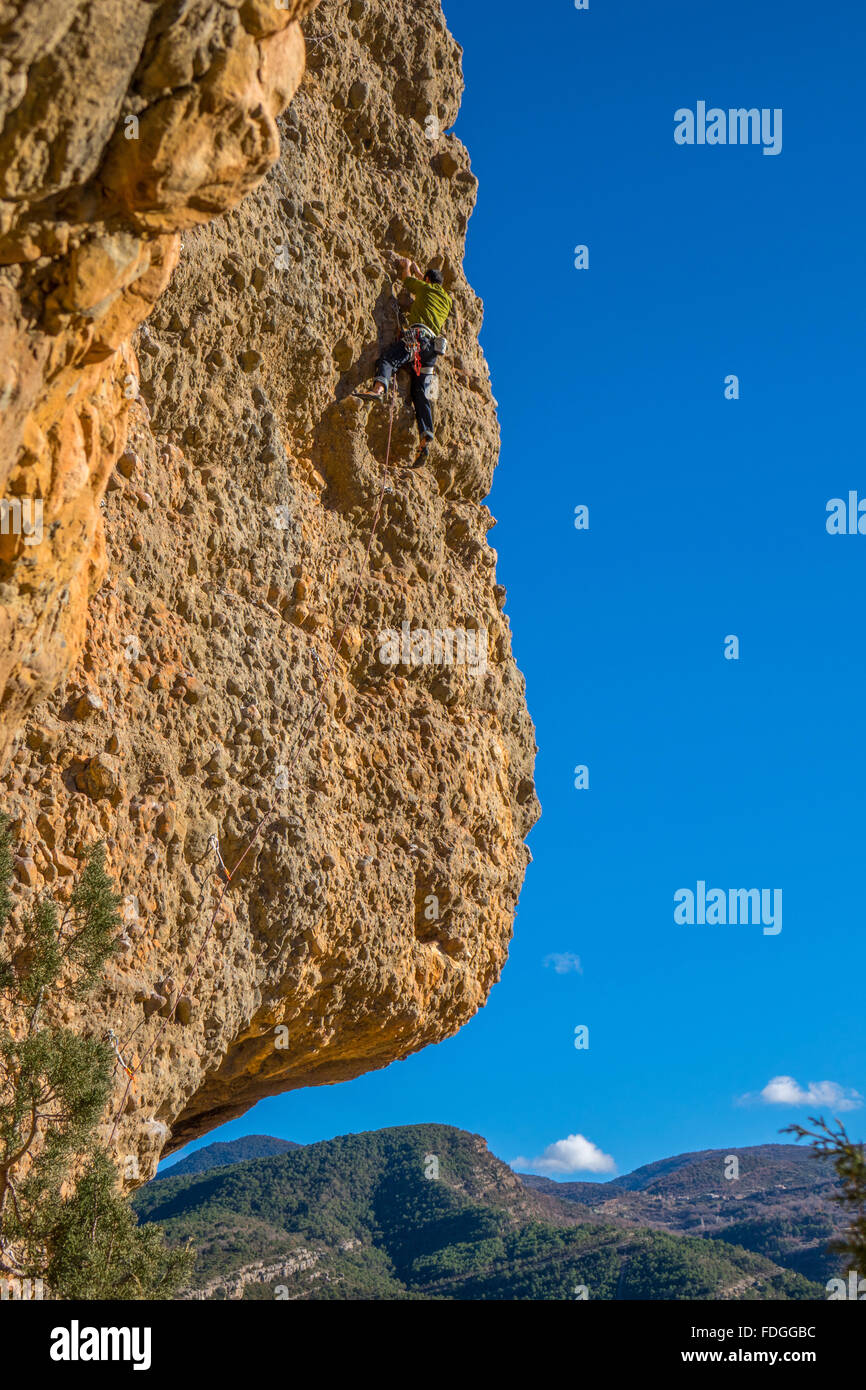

left=108, top=383, right=398, bottom=1144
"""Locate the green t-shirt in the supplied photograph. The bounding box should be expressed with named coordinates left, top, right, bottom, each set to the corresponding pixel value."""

left=405, top=276, right=452, bottom=336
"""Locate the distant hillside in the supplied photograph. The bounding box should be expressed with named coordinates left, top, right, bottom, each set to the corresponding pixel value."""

left=521, top=1143, right=845, bottom=1283
left=134, top=1126, right=825, bottom=1300
left=156, top=1136, right=301, bottom=1181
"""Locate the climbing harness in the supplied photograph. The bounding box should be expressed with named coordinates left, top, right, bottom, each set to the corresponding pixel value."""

left=403, top=323, right=447, bottom=403
left=107, top=381, right=399, bottom=1144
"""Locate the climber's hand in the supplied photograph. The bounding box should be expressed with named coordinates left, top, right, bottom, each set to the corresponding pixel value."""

left=394, top=255, right=413, bottom=279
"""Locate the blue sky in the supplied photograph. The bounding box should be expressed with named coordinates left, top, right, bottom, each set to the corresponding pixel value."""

left=162, top=0, right=865, bottom=1179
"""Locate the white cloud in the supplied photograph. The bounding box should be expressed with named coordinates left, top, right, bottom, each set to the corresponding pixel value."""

left=543, top=952, right=583, bottom=975
left=511, top=1133, right=616, bottom=1176
left=739, top=1075, right=863, bottom=1113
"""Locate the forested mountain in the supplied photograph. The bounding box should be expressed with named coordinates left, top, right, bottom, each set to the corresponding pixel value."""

left=522, top=1142, right=845, bottom=1283
left=134, top=1126, right=831, bottom=1300
left=156, top=1136, right=301, bottom=1181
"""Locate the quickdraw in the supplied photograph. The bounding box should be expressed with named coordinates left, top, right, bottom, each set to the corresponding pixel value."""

left=404, top=326, right=424, bottom=376
left=105, top=1028, right=136, bottom=1082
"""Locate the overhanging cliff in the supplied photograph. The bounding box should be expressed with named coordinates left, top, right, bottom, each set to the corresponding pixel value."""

left=0, top=0, right=539, bottom=1179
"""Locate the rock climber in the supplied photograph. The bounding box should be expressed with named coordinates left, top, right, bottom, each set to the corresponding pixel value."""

left=355, top=256, right=452, bottom=467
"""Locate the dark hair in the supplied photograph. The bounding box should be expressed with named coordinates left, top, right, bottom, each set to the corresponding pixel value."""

left=425, top=268, right=444, bottom=285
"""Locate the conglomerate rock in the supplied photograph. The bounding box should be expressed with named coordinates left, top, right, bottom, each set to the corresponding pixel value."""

left=0, top=0, right=539, bottom=1180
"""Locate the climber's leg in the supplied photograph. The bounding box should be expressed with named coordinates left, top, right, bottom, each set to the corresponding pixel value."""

left=408, top=375, right=434, bottom=470
left=355, top=339, right=411, bottom=399
left=410, top=359, right=436, bottom=444
left=375, top=339, right=413, bottom=389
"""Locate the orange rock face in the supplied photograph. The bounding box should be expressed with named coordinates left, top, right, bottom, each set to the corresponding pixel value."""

left=0, top=0, right=539, bottom=1183
left=0, top=0, right=318, bottom=765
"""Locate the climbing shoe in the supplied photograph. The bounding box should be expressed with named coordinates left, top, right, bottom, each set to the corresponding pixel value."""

left=354, top=387, right=386, bottom=402
left=409, top=440, right=431, bottom=469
